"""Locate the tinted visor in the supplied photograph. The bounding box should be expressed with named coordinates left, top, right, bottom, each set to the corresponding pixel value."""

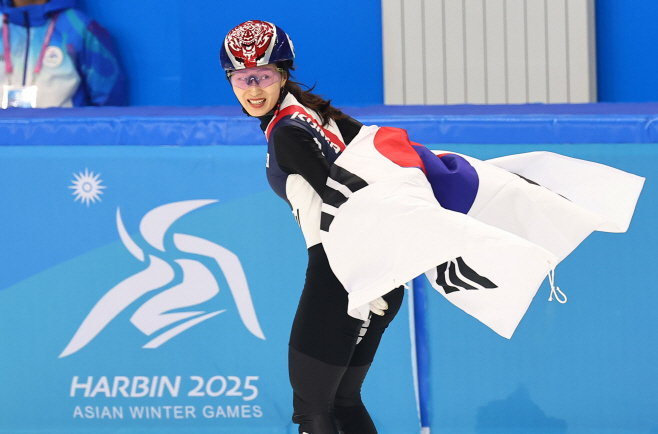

left=229, top=67, right=283, bottom=90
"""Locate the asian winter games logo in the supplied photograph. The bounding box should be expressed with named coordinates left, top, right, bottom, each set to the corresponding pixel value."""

left=226, top=20, right=275, bottom=68
left=59, top=199, right=265, bottom=358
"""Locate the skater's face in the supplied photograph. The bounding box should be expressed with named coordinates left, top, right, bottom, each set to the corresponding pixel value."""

left=230, top=65, right=286, bottom=117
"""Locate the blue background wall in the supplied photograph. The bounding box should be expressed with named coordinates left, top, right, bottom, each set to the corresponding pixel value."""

left=78, top=0, right=658, bottom=106
left=595, top=0, right=658, bottom=102
left=78, top=0, right=384, bottom=107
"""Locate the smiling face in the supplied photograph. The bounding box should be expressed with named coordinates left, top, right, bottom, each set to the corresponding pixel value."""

left=230, top=65, right=286, bottom=117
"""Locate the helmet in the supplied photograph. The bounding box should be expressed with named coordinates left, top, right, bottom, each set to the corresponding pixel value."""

left=220, top=20, right=295, bottom=71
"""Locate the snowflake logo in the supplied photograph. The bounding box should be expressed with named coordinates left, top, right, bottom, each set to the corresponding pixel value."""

left=69, top=169, right=105, bottom=206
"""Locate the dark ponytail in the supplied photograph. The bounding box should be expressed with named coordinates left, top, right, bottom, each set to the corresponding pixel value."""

left=277, top=61, right=346, bottom=127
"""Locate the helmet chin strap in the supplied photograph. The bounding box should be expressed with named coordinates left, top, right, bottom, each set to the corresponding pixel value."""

left=273, top=84, right=287, bottom=116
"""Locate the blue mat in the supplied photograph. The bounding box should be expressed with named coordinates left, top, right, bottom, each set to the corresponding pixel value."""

left=3, top=103, right=658, bottom=146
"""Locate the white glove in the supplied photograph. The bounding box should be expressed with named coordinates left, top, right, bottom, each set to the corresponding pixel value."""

left=369, top=296, right=389, bottom=316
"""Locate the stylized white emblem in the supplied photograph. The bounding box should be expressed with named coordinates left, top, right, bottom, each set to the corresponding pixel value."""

left=59, top=200, right=265, bottom=358
left=69, top=169, right=105, bottom=206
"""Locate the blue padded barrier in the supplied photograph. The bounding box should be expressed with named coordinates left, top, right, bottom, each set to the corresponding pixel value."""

left=3, top=103, right=658, bottom=146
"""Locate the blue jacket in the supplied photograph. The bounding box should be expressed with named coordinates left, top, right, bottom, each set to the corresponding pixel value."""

left=0, top=0, right=126, bottom=106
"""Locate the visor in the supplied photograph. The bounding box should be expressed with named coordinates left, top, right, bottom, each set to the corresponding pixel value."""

left=229, top=67, right=284, bottom=90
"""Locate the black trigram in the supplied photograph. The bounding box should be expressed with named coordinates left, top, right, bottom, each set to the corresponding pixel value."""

left=513, top=172, right=571, bottom=201
left=320, top=165, right=368, bottom=232
left=435, top=257, right=497, bottom=294
left=513, top=172, right=540, bottom=186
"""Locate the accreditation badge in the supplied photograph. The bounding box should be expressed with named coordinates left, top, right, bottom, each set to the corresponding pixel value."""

left=2, top=85, right=38, bottom=109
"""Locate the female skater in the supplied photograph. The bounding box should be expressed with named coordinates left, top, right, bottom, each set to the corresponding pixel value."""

left=219, top=16, right=647, bottom=434
left=220, top=20, right=404, bottom=434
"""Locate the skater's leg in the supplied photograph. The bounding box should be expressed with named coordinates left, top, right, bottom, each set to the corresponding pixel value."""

left=288, top=245, right=363, bottom=434
left=333, top=286, right=405, bottom=434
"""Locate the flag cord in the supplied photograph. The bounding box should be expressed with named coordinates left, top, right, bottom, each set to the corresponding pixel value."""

left=548, top=265, right=568, bottom=304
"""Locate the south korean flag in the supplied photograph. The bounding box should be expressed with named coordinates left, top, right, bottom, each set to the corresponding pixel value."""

left=320, top=125, right=644, bottom=338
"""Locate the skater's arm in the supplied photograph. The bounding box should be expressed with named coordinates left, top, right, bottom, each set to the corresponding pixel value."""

left=272, top=126, right=331, bottom=197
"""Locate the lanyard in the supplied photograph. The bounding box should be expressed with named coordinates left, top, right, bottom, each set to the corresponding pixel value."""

left=2, top=12, right=59, bottom=84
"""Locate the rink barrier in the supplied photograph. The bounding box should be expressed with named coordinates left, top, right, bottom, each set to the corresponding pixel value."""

left=2, top=103, right=658, bottom=146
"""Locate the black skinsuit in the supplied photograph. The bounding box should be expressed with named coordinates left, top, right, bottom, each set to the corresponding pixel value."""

left=259, top=92, right=404, bottom=434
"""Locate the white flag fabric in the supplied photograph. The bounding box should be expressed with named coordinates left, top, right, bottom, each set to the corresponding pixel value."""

left=319, top=125, right=644, bottom=338
left=487, top=152, right=643, bottom=235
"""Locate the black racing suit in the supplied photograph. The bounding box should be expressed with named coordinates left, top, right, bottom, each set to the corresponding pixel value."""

left=259, top=92, right=404, bottom=434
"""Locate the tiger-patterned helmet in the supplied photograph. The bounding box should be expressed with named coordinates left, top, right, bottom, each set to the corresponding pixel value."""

left=220, top=20, right=295, bottom=71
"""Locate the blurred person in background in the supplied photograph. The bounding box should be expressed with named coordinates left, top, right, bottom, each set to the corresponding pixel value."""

left=0, top=0, right=126, bottom=108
